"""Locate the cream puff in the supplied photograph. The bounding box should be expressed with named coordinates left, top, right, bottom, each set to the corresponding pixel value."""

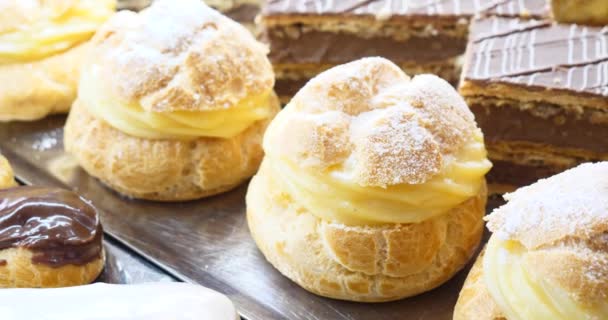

left=0, top=155, right=16, bottom=189
left=0, top=283, right=237, bottom=320
left=0, top=186, right=105, bottom=288
left=64, top=0, right=279, bottom=201
left=246, top=57, right=492, bottom=302
left=0, top=0, right=115, bottom=121
left=454, top=162, right=608, bottom=320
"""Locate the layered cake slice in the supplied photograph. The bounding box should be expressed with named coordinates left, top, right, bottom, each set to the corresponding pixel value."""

left=261, top=0, right=548, bottom=102
left=461, top=16, right=608, bottom=191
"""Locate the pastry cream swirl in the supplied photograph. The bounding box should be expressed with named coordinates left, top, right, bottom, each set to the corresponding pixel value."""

left=80, top=64, right=274, bottom=140
left=269, top=130, right=491, bottom=225
left=483, top=237, right=608, bottom=320
left=0, top=0, right=115, bottom=64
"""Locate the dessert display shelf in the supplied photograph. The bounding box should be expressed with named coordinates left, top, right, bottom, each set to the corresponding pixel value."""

left=0, top=116, right=497, bottom=320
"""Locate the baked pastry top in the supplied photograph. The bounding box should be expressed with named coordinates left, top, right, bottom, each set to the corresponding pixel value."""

left=263, top=57, right=492, bottom=225
left=482, top=162, right=608, bottom=319
left=0, top=155, right=15, bottom=189
left=79, top=0, right=275, bottom=139
left=0, top=0, right=115, bottom=65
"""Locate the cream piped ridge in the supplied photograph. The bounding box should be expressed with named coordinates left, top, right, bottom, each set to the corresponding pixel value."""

left=269, top=130, right=490, bottom=225
left=483, top=237, right=608, bottom=319
left=480, top=162, right=608, bottom=320
left=80, top=63, right=275, bottom=140
left=264, top=57, right=491, bottom=225
left=0, top=0, right=115, bottom=64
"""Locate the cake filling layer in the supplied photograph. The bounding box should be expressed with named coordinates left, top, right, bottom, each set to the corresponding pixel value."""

left=470, top=102, right=608, bottom=154
left=0, top=0, right=115, bottom=64
left=275, top=78, right=312, bottom=98
left=80, top=64, right=274, bottom=140
left=268, top=130, right=491, bottom=225
left=266, top=30, right=465, bottom=64
left=484, top=237, right=608, bottom=320
left=486, top=160, right=565, bottom=187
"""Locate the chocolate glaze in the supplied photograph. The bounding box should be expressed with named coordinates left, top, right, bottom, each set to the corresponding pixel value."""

left=465, top=16, right=608, bottom=98
left=265, top=0, right=546, bottom=18
left=0, top=187, right=103, bottom=267
left=267, top=31, right=465, bottom=64
left=266, top=0, right=492, bottom=17
left=471, top=103, right=608, bottom=154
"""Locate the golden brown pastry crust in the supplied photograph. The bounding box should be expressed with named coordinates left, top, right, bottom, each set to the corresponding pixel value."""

left=0, top=155, right=16, bottom=189
left=453, top=250, right=505, bottom=320
left=0, top=42, right=87, bottom=122
left=454, top=162, right=608, bottom=319
left=0, top=248, right=105, bottom=288
left=89, top=0, right=273, bottom=112
left=247, top=160, right=487, bottom=302
left=65, top=0, right=278, bottom=200
left=248, top=57, right=489, bottom=301
left=65, top=97, right=279, bottom=201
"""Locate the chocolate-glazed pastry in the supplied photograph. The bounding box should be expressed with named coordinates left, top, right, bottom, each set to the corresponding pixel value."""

left=460, top=15, right=608, bottom=192
left=0, top=187, right=105, bottom=288
left=261, top=0, right=549, bottom=103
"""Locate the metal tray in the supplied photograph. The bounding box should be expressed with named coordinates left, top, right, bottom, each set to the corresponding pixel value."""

left=0, top=116, right=496, bottom=320
left=100, top=238, right=176, bottom=284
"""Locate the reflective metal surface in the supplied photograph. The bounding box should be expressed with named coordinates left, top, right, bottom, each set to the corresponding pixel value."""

left=0, top=116, right=497, bottom=320
left=100, top=239, right=176, bottom=284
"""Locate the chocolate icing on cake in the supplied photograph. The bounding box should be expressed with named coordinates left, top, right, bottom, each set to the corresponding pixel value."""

left=265, top=0, right=548, bottom=18
left=265, top=0, right=486, bottom=17
left=465, top=16, right=608, bottom=98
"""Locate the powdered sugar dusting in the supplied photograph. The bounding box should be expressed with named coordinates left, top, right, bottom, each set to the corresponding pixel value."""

left=486, top=162, right=608, bottom=248
left=88, top=0, right=273, bottom=112
left=269, top=57, right=480, bottom=187
left=350, top=105, right=442, bottom=187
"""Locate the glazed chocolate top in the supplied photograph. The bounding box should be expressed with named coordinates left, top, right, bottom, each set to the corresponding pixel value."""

left=0, top=187, right=103, bottom=267
left=465, top=16, right=608, bottom=98
left=264, top=0, right=546, bottom=18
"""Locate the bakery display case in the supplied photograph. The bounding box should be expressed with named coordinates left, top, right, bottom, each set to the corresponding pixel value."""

left=0, top=0, right=606, bottom=319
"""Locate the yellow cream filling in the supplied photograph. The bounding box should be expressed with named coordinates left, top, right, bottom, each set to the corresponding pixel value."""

left=80, top=64, right=274, bottom=140
left=0, top=0, right=115, bottom=64
left=483, top=237, right=608, bottom=320
left=269, top=130, right=491, bottom=225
